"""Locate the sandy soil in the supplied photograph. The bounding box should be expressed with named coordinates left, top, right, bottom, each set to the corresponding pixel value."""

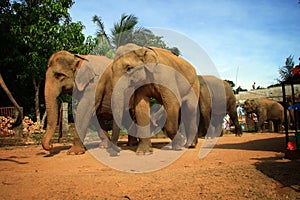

left=0, top=132, right=299, bottom=200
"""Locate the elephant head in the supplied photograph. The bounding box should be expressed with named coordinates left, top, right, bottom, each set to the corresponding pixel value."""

left=243, top=99, right=257, bottom=115
left=112, top=43, right=158, bottom=86
left=41, top=51, right=87, bottom=151
left=111, top=44, right=159, bottom=128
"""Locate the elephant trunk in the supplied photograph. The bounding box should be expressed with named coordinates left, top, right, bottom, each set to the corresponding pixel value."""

left=41, top=77, right=61, bottom=151
left=111, top=77, right=133, bottom=131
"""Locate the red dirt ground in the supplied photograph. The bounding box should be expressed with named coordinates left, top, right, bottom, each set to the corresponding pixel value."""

left=0, top=132, right=299, bottom=200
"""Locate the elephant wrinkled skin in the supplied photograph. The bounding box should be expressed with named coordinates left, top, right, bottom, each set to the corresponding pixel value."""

left=111, top=43, right=200, bottom=154
left=243, top=98, right=284, bottom=132
left=42, top=51, right=119, bottom=155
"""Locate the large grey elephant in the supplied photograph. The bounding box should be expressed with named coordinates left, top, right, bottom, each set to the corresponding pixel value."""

left=110, top=43, right=200, bottom=154
left=41, top=50, right=119, bottom=155
left=198, top=75, right=243, bottom=137
left=243, top=98, right=284, bottom=132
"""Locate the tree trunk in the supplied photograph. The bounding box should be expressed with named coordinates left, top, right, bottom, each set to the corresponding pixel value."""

left=0, top=73, right=23, bottom=126
left=40, top=111, right=47, bottom=130
left=32, top=76, right=41, bottom=124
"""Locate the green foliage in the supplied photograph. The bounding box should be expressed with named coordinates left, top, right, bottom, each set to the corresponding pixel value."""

left=93, top=13, right=175, bottom=56
left=277, top=55, right=295, bottom=83
left=111, top=14, right=139, bottom=48
left=167, top=47, right=181, bottom=56
left=224, top=79, right=235, bottom=88
left=0, top=0, right=96, bottom=120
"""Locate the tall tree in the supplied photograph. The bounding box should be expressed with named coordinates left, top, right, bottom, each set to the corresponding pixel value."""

left=111, top=14, right=139, bottom=48
left=92, top=15, right=111, bottom=47
left=224, top=79, right=236, bottom=89
left=1, top=0, right=96, bottom=122
left=277, top=55, right=295, bottom=83
left=92, top=15, right=114, bottom=58
left=93, top=13, right=174, bottom=56
left=0, top=73, right=23, bottom=126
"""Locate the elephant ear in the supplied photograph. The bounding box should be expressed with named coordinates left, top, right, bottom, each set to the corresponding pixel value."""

left=74, top=59, right=95, bottom=91
left=135, top=47, right=159, bottom=73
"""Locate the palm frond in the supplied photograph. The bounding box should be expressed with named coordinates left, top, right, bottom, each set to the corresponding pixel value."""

left=92, top=15, right=111, bottom=47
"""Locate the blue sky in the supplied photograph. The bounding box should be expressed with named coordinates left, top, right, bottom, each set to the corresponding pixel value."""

left=69, top=0, right=300, bottom=90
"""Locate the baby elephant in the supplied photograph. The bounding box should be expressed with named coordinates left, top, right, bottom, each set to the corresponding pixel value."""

left=243, top=98, right=284, bottom=132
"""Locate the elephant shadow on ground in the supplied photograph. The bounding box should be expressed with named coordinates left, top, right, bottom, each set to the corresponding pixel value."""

left=85, top=140, right=172, bottom=154
left=214, top=135, right=285, bottom=152
left=254, top=156, right=300, bottom=194
left=116, top=140, right=172, bottom=152
left=0, top=157, right=29, bottom=165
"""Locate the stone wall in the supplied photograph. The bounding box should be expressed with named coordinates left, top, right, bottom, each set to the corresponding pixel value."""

left=235, top=85, right=300, bottom=104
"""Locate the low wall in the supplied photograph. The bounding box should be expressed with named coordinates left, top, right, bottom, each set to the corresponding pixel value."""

left=235, top=85, right=300, bottom=103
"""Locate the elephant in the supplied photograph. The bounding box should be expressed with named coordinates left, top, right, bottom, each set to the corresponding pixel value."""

left=110, top=43, right=200, bottom=154
left=243, top=98, right=284, bottom=132
left=41, top=50, right=120, bottom=155
left=198, top=75, right=243, bottom=137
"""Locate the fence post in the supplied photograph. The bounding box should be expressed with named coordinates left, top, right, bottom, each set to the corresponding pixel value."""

left=59, top=102, right=69, bottom=143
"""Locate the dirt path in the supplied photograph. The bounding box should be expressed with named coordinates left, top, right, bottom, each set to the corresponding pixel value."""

left=0, top=132, right=299, bottom=200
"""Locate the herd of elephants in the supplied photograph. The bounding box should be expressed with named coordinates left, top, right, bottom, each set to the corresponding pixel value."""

left=40, top=43, right=287, bottom=155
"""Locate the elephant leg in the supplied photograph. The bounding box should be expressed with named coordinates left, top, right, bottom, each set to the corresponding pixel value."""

left=273, top=120, right=282, bottom=133
left=69, top=103, right=90, bottom=155
left=199, top=109, right=210, bottom=137
left=99, top=119, right=121, bottom=154
left=210, top=115, right=224, bottom=138
left=228, top=109, right=243, bottom=136
left=68, top=129, right=85, bottom=155
left=98, top=119, right=111, bottom=148
left=126, top=122, right=139, bottom=146
left=257, top=117, right=266, bottom=132
left=182, top=101, right=199, bottom=148
left=111, top=120, right=121, bottom=145
left=70, top=86, right=96, bottom=155
left=134, top=95, right=153, bottom=154
left=163, top=104, right=184, bottom=150
left=216, top=115, right=225, bottom=137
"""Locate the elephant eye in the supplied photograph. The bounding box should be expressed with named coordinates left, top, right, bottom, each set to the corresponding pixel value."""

left=54, top=72, right=66, bottom=81
left=126, top=65, right=134, bottom=72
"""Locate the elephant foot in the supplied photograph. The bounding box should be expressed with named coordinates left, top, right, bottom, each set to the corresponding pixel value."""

left=136, top=138, right=153, bottom=155
left=172, top=133, right=186, bottom=150
left=235, top=132, right=243, bottom=137
left=67, top=145, right=86, bottom=155
left=185, top=143, right=196, bottom=149
left=127, top=135, right=139, bottom=146
left=106, top=143, right=121, bottom=157
left=220, top=129, right=224, bottom=137
left=99, top=139, right=109, bottom=149
left=183, top=135, right=198, bottom=149
left=186, top=138, right=198, bottom=149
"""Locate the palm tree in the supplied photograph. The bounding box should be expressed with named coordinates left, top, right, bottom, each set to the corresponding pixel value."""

left=111, top=14, right=139, bottom=48
left=278, top=55, right=295, bottom=83
left=92, top=13, right=172, bottom=53
left=92, top=15, right=111, bottom=47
